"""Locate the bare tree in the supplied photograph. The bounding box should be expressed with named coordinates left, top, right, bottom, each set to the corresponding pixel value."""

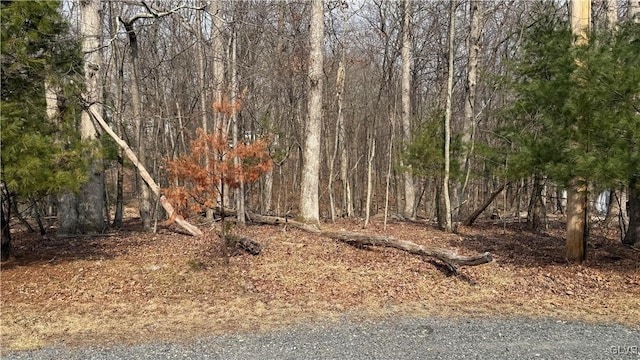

left=458, top=0, right=484, bottom=222
left=442, top=0, right=457, bottom=233
left=299, top=0, right=324, bottom=225
left=400, top=0, right=416, bottom=220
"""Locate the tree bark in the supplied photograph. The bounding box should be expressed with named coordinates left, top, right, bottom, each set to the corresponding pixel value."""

left=458, top=0, right=483, bottom=220
left=442, top=0, right=456, bottom=233
left=567, top=0, right=591, bottom=262
left=364, top=134, right=376, bottom=228
left=463, top=183, right=507, bottom=226
left=1, top=182, right=11, bottom=261
left=247, top=213, right=492, bottom=272
left=566, top=179, right=587, bottom=262
left=299, top=0, right=324, bottom=225
left=119, top=16, right=152, bottom=231
left=401, top=0, right=416, bottom=220
left=87, top=106, right=203, bottom=237
left=58, top=0, right=106, bottom=236
left=623, top=176, right=640, bottom=247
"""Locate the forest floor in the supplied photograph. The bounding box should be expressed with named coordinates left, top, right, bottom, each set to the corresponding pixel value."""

left=1, top=215, right=639, bottom=352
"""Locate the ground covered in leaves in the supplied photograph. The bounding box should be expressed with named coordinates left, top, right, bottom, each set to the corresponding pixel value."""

left=1, top=217, right=639, bottom=352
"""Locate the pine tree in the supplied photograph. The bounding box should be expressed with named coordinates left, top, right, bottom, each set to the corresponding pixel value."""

left=504, top=3, right=640, bottom=252
left=1, top=1, right=86, bottom=260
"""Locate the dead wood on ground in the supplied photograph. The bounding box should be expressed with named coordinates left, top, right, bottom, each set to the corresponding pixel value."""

left=248, top=213, right=492, bottom=272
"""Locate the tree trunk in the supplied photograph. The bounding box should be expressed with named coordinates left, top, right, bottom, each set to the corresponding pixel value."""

left=108, top=3, right=124, bottom=228
left=458, top=0, right=483, bottom=220
left=527, top=175, right=545, bottom=230
left=1, top=182, right=11, bottom=261
left=261, top=168, right=273, bottom=214
left=299, top=0, right=324, bottom=225
left=120, top=17, right=152, bottom=231
left=566, top=179, right=587, bottom=262
left=623, top=176, right=640, bottom=247
left=442, top=0, right=456, bottom=233
left=401, top=0, right=416, bottom=220
left=566, top=0, right=591, bottom=262
left=330, top=30, right=347, bottom=222
left=463, top=183, right=507, bottom=226
left=364, top=134, right=376, bottom=228
left=230, top=19, right=245, bottom=225
left=59, top=0, right=106, bottom=236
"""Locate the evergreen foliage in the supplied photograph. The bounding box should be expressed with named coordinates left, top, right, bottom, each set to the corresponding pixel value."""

left=1, top=1, right=87, bottom=200
left=404, top=111, right=461, bottom=180
left=501, top=4, right=640, bottom=190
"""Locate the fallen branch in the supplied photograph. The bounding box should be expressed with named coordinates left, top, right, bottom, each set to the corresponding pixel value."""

left=87, top=105, right=203, bottom=237
left=248, top=213, right=492, bottom=271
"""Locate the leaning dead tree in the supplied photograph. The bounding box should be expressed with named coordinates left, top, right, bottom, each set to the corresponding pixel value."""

left=87, top=105, right=203, bottom=237
left=248, top=213, right=492, bottom=272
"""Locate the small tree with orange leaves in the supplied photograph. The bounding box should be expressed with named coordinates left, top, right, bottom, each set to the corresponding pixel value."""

left=164, top=128, right=272, bottom=220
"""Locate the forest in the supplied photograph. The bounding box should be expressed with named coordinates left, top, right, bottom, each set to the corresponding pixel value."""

left=1, top=0, right=639, bottom=351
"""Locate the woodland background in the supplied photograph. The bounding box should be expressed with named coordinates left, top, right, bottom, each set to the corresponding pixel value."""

left=2, top=0, right=640, bottom=260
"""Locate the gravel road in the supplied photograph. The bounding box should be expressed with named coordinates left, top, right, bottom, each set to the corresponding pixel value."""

left=3, top=317, right=639, bottom=360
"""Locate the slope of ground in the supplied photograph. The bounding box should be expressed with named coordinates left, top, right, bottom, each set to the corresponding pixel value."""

left=1, top=217, right=638, bottom=352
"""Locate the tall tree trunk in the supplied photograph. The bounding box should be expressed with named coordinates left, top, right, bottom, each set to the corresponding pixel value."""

left=458, top=0, right=483, bottom=221
left=59, top=0, right=106, bottom=236
left=400, top=0, right=416, bottom=220
left=443, top=0, right=456, bottom=233
left=299, top=0, right=324, bottom=225
left=623, top=176, right=640, bottom=247
left=197, top=6, right=214, bottom=221
left=230, top=18, right=245, bottom=225
left=119, top=16, right=152, bottom=231
left=210, top=0, right=227, bottom=210
left=108, top=2, right=124, bottom=228
left=566, top=0, right=591, bottom=262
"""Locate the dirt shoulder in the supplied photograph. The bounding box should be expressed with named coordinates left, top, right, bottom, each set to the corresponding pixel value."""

left=1, top=218, right=638, bottom=351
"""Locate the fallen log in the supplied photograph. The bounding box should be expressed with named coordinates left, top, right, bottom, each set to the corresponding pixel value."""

left=248, top=213, right=492, bottom=271
left=87, top=105, right=203, bottom=237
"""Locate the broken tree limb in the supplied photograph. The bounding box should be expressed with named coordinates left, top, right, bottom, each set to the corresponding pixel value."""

left=248, top=213, right=492, bottom=270
left=87, top=105, right=203, bottom=237
left=463, top=183, right=508, bottom=226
